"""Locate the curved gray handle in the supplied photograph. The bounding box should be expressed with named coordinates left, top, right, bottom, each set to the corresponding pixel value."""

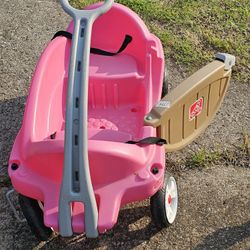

left=60, top=0, right=114, bottom=19
left=59, top=0, right=114, bottom=239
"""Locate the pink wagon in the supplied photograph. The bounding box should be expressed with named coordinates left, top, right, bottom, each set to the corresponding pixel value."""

left=7, top=0, right=235, bottom=240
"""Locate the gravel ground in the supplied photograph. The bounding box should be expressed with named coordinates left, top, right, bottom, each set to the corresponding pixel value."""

left=0, top=0, right=249, bottom=249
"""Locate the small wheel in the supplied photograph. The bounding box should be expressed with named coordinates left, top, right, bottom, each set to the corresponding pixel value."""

left=161, top=65, right=169, bottom=98
left=150, top=172, right=178, bottom=228
left=19, top=194, right=53, bottom=241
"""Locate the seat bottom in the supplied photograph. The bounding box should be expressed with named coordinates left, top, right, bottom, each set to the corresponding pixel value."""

left=59, top=105, right=144, bottom=141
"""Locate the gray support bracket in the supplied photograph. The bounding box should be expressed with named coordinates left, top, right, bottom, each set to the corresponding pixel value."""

left=59, top=0, right=114, bottom=238
left=215, top=53, right=236, bottom=71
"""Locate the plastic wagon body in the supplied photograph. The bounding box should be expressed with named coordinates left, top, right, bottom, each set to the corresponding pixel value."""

left=9, top=3, right=166, bottom=234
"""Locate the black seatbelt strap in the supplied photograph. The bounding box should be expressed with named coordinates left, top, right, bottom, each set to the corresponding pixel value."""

left=90, top=35, right=132, bottom=56
left=52, top=31, right=72, bottom=40
left=126, top=137, right=167, bottom=146
left=52, top=31, right=132, bottom=56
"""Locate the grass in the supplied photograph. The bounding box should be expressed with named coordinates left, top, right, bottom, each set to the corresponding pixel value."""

left=169, top=145, right=250, bottom=170
left=69, top=0, right=250, bottom=83
left=186, top=149, right=221, bottom=168
left=185, top=134, right=249, bottom=169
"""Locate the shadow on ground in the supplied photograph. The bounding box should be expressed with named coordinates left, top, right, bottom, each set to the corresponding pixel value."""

left=35, top=204, right=160, bottom=249
left=194, top=221, right=250, bottom=250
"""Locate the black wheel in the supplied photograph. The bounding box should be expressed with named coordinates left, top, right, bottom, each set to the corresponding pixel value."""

left=161, top=65, right=169, bottom=98
left=150, top=172, right=178, bottom=229
left=19, top=194, right=53, bottom=241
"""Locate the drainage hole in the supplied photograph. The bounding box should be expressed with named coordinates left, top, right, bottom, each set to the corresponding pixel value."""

left=151, top=167, right=159, bottom=175
left=75, top=171, right=79, bottom=181
left=11, top=163, right=19, bottom=171
left=80, top=28, right=84, bottom=37
left=75, top=97, right=79, bottom=108
left=75, top=135, right=79, bottom=145
left=77, top=61, right=81, bottom=71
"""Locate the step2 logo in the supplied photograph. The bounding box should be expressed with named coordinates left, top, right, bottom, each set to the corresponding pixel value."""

left=189, top=97, right=203, bottom=121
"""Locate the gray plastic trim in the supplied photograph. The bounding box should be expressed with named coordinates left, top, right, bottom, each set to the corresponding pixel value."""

left=59, top=0, right=114, bottom=238
left=215, top=53, right=236, bottom=71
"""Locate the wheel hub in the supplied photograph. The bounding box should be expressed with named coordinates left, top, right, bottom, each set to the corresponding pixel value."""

left=168, top=195, right=172, bottom=204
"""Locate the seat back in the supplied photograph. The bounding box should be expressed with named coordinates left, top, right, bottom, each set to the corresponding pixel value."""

left=67, top=3, right=157, bottom=75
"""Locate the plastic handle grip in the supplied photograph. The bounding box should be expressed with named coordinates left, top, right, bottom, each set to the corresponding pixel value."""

left=60, top=0, right=114, bottom=18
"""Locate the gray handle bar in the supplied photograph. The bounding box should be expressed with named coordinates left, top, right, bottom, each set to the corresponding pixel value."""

left=59, top=0, right=114, bottom=239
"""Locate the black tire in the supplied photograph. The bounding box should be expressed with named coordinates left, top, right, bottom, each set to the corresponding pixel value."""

left=150, top=172, right=178, bottom=229
left=19, top=194, right=53, bottom=241
left=161, top=65, right=169, bottom=98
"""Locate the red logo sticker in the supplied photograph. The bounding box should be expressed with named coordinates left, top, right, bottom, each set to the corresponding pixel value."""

left=189, top=97, right=203, bottom=121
